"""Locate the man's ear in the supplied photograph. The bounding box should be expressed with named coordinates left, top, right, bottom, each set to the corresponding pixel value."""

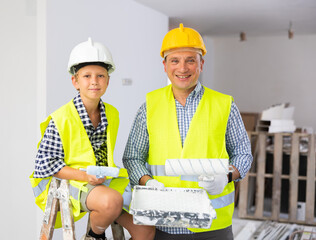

left=200, top=58, right=205, bottom=72
left=71, top=75, right=79, bottom=90
left=163, top=59, right=167, bottom=73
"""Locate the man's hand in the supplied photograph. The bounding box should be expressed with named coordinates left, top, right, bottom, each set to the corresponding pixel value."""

left=145, top=179, right=165, bottom=189
left=198, top=174, right=228, bottom=195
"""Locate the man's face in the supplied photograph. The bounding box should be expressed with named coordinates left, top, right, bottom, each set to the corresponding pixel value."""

left=163, top=50, right=204, bottom=95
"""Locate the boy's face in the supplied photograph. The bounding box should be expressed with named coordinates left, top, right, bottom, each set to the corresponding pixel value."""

left=72, top=65, right=109, bottom=102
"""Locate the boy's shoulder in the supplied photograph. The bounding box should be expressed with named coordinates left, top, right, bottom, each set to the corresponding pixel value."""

left=51, top=100, right=75, bottom=118
left=102, top=102, right=118, bottom=113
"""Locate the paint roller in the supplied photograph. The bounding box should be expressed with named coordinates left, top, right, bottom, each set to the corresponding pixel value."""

left=80, top=166, right=119, bottom=178
left=165, top=158, right=230, bottom=176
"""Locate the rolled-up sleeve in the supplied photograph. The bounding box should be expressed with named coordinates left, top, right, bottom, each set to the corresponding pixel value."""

left=34, top=119, right=66, bottom=178
left=225, top=102, right=253, bottom=180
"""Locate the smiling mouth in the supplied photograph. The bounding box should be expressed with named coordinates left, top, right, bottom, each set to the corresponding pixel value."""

left=176, top=75, right=191, bottom=79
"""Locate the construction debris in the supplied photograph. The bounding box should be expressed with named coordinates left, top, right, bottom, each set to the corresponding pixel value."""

left=257, top=103, right=296, bottom=133
left=235, top=220, right=316, bottom=240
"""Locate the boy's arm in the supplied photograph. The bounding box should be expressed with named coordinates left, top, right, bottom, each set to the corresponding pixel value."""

left=34, top=119, right=66, bottom=178
left=54, top=166, right=105, bottom=185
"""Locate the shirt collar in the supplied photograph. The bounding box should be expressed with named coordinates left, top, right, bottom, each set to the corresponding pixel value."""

left=189, top=81, right=202, bottom=98
left=73, top=93, right=108, bottom=131
left=182, top=81, right=204, bottom=103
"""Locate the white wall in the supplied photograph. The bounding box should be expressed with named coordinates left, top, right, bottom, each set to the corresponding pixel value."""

left=46, top=0, right=168, bottom=168
left=202, top=35, right=316, bottom=132
left=44, top=0, right=168, bottom=238
left=0, top=0, right=167, bottom=239
left=0, top=0, right=38, bottom=239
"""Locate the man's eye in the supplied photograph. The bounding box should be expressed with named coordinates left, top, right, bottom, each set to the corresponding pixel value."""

left=171, top=60, right=179, bottom=63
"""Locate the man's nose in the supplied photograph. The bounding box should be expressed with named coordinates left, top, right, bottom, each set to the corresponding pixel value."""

left=179, top=61, right=188, bottom=72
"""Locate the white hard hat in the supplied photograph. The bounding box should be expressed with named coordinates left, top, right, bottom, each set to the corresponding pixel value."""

left=67, top=37, right=115, bottom=75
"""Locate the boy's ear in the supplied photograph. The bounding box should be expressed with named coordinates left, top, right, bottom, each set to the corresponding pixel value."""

left=71, top=75, right=79, bottom=90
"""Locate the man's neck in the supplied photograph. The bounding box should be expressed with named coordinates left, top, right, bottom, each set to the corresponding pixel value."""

left=172, top=85, right=196, bottom=106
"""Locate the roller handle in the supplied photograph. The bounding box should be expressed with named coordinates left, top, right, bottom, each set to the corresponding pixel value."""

left=80, top=166, right=120, bottom=178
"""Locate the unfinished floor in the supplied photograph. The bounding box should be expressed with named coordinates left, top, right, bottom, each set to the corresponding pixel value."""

left=107, top=208, right=315, bottom=240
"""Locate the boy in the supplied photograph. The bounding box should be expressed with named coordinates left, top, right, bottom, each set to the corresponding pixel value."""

left=30, top=38, right=154, bottom=240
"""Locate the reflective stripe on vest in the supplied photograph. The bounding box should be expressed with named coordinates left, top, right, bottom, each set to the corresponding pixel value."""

left=146, top=162, right=227, bottom=181
left=34, top=177, right=131, bottom=211
left=32, top=178, right=79, bottom=200
left=122, top=183, right=132, bottom=210
left=69, top=184, right=79, bottom=200
left=33, top=178, right=50, bottom=198
left=210, top=191, right=234, bottom=209
left=146, top=163, right=165, bottom=176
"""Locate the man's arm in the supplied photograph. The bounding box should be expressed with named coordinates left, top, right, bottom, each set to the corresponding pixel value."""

left=123, top=103, right=153, bottom=187
left=226, top=102, right=253, bottom=181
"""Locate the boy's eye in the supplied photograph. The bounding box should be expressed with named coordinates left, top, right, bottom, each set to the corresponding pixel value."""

left=98, top=74, right=105, bottom=78
left=83, top=75, right=90, bottom=78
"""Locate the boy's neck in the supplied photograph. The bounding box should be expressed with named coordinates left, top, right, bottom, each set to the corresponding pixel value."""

left=81, top=96, right=101, bottom=129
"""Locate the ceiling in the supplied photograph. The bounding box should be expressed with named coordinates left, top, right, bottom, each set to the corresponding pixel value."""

left=134, top=0, right=316, bottom=37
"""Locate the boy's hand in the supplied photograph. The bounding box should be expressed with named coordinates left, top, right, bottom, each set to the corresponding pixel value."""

left=87, top=174, right=106, bottom=185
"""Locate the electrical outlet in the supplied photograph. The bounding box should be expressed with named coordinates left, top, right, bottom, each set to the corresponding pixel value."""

left=122, top=78, right=132, bottom=86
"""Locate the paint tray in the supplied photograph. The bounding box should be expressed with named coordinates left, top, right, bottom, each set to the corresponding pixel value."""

left=130, top=185, right=216, bottom=229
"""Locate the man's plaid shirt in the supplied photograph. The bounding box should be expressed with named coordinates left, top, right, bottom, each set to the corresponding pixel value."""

left=123, top=82, right=253, bottom=234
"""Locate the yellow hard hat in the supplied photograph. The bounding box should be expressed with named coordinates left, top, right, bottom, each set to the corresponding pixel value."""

left=160, top=23, right=207, bottom=58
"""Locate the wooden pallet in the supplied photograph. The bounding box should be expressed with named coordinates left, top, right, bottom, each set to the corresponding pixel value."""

left=238, top=132, right=316, bottom=225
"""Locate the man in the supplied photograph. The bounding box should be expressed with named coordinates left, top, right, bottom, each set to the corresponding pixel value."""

left=123, top=24, right=253, bottom=239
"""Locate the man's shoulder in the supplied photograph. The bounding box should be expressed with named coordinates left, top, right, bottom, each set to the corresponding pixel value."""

left=203, top=86, right=233, bottom=101
left=147, top=85, right=171, bottom=100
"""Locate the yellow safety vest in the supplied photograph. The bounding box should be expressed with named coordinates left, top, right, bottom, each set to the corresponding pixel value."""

left=29, top=100, right=129, bottom=228
left=146, top=85, right=235, bottom=232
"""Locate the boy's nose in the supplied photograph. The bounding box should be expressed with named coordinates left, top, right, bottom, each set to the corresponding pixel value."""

left=91, top=75, right=98, bottom=83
